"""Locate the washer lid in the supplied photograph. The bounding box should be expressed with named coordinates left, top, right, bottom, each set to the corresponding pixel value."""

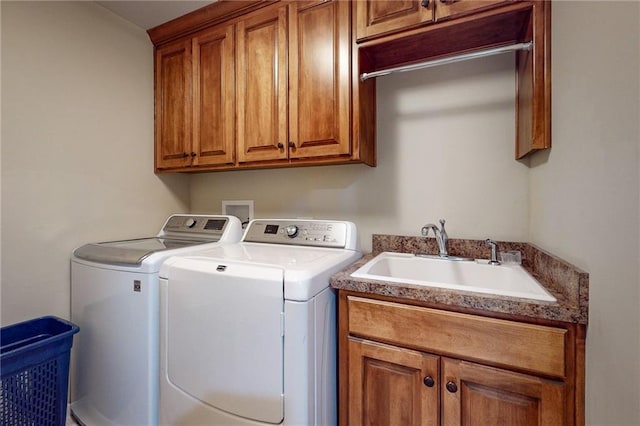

left=161, top=242, right=362, bottom=301
left=73, top=237, right=214, bottom=266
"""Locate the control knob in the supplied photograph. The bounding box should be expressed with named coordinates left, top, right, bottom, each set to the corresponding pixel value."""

left=285, top=225, right=299, bottom=238
left=185, top=218, right=197, bottom=228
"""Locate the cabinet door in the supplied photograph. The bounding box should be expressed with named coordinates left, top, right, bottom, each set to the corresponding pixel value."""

left=442, top=357, right=566, bottom=426
left=289, top=0, right=351, bottom=160
left=349, top=338, right=439, bottom=426
left=356, top=0, right=434, bottom=41
left=192, top=24, right=235, bottom=167
left=435, top=0, right=510, bottom=21
left=155, top=39, right=192, bottom=170
left=236, top=5, right=288, bottom=164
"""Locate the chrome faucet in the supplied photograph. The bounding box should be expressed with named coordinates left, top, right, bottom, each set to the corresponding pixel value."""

left=485, top=239, right=501, bottom=265
left=421, top=219, right=448, bottom=257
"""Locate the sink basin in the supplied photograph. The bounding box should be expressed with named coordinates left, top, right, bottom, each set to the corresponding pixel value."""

left=351, top=252, right=556, bottom=302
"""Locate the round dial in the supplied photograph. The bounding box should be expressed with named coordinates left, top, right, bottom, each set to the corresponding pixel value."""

left=285, top=225, right=299, bottom=238
left=185, top=218, right=197, bottom=228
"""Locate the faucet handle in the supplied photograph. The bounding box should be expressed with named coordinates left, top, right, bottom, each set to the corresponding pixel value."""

left=439, top=219, right=447, bottom=237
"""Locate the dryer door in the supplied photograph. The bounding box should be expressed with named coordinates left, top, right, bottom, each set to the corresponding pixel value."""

left=166, top=258, right=284, bottom=423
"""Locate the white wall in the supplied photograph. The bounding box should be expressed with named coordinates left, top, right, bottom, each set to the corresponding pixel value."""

left=529, top=2, right=640, bottom=424
left=191, top=53, right=530, bottom=252
left=0, top=1, right=190, bottom=325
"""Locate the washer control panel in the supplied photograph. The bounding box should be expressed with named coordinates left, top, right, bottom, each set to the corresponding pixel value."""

left=161, top=215, right=231, bottom=239
left=243, top=220, right=353, bottom=248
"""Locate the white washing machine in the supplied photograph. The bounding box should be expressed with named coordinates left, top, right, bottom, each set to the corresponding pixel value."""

left=70, top=214, right=243, bottom=426
left=158, top=219, right=361, bottom=425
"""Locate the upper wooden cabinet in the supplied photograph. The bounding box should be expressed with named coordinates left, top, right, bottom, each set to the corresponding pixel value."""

left=356, top=0, right=551, bottom=159
left=155, top=24, right=235, bottom=170
left=150, top=0, right=551, bottom=172
left=356, top=0, right=435, bottom=42
left=151, top=0, right=374, bottom=173
left=192, top=25, right=235, bottom=168
left=155, top=38, right=192, bottom=170
left=235, top=5, right=288, bottom=164
left=435, top=0, right=511, bottom=21
left=289, top=1, right=351, bottom=161
left=356, top=0, right=509, bottom=42
left=236, top=1, right=352, bottom=167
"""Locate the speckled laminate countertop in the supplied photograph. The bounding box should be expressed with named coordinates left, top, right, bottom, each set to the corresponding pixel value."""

left=330, top=235, right=589, bottom=324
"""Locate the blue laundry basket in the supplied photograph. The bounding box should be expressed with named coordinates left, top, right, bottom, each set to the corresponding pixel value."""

left=0, top=316, right=79, bottom=426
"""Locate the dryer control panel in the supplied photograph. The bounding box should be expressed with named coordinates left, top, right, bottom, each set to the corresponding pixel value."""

left=243, top=219, right=357, bottom=249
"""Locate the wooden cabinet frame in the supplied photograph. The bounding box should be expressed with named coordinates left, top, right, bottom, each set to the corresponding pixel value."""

left=338, top=291, right=586, bottom=426
left=356, top=0, right=551, bottom=159
left=150, top=0, right=375, bottom=173
left=150, top=0, right=551, bottom=173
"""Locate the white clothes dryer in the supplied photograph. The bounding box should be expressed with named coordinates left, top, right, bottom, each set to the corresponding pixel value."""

left=158, top=219, right=361, bottom=425
left=70, top=214, right=243, bottom=426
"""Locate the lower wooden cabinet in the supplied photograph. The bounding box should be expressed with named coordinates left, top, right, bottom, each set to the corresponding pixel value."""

left=348, top=338, right=566, bottom=426
left=442, top=357, right=566, bottom=426
left=339, top=293, right=585, bottom=426
left=348, top=339, right=439, bottom=425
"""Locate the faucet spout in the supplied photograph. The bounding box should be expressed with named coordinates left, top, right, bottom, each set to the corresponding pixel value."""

left=485, top=239, right=501, bottom=265
left=421, top=219, right=448, bottom=257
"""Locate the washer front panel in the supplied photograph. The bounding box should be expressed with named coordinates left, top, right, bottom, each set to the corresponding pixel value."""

left=166, top=257, right=285, bottom=424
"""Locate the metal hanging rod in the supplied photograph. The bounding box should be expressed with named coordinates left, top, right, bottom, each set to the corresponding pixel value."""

left=360, top=41, right=533, bottom=82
